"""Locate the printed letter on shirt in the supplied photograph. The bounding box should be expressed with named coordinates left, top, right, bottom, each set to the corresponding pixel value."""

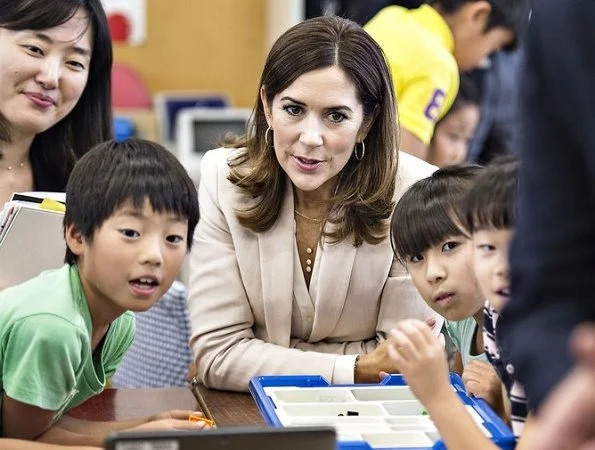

left=424, top=89, right=446, bottom=122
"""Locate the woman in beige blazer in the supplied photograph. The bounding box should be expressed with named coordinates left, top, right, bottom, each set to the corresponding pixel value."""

left=188, top=16, right=443, bottom=392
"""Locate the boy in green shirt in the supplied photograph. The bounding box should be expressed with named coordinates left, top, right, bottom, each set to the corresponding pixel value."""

left=0, top=139, right=205, bottom=446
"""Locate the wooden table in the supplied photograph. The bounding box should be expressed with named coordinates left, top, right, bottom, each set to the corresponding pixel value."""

left=69, top=386, right=265, bottom=427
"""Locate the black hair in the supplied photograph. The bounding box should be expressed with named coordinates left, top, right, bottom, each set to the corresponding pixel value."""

left=463, top=154, right=519, bottom=232
left=0, top=0, right=113, bottom=191
left=445, top=75, right=481, bottom=118
left=391, top=164, right=484, bottom=264
left=427, top=0, right=530, bottom=41
left=64, top=139, right=200, bottom=264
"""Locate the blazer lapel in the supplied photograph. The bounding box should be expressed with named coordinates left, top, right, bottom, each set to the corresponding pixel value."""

left=309, top=236, right=357, bottom=342
left=258, top=179, right=294, bottom=347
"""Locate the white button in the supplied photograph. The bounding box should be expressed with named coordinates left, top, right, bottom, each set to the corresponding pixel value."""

left=506, top=364, right=514, bottom=375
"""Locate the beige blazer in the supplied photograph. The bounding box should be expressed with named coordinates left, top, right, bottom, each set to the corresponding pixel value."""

left=188, top=148, right=443, bottom=391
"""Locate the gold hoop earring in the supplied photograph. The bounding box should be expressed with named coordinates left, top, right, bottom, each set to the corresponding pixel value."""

left=265, top=126, right=273, bottom=147
left=354, top=141, right=365, bottom=161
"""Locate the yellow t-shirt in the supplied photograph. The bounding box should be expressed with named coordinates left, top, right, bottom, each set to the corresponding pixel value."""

left=365, top=5, right=460, bottom=145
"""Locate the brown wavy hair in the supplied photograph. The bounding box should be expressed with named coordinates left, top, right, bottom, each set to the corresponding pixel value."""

left=227, top=15, right=399, bottom=247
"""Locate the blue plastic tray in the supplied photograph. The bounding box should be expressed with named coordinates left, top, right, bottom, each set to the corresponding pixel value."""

left=249, top=374, right=515, bottom=450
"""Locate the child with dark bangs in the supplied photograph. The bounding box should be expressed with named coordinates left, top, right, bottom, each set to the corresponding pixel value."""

left=390, top=164, right=506, bottom=418
left=0, top=139, right=207, bottom=446
left=387, top=157, right=536, bottom=449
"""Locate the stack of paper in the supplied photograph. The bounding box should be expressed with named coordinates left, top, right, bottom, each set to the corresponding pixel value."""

left=0, top=192, right=66, bottom=289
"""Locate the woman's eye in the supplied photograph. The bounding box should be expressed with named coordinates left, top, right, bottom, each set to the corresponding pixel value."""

left=24, top=45, right=44, bottom=56
left=166, top=235, right=184, bottom=244
left=442, top=241, right=459, bottom=252
left=119, top=229, right=139, bottom=238
left=328, top=111, right=346, bottom=123
left=283, top=105, right=302, bottom=116
left=67, top=60, right=85, bottom=70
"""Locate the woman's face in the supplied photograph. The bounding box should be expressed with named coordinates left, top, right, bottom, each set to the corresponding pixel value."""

left=262, top=65, right=368, bottom=200
left=0, top=8, right=92, bottom=140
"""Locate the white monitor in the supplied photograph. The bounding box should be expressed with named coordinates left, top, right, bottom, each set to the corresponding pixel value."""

left=153, top=91, right=232, bottom=150
left=176, top=107, right=252, bottom=184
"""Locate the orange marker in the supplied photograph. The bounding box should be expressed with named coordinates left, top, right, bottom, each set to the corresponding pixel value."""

left=188, top=413, right=216, bottom=427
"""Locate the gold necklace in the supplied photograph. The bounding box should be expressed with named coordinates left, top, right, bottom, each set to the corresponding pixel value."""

left=2, top=163, right=24, bottom=171
left=0, top=156, right=27, bottom=171
left=294, top=209, right=323, bottom=223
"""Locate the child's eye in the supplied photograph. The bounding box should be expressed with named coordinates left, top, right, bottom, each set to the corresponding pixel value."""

left=119, top=229, right=139, bottom=238
left=409, top=254, right=424, bottom=263
left=478, top=244, right=496, bottom=252
left=166, top=235, right=184, bottom=244
left=442, top=241, right=459, bottom=252
left=283, top=104, right=303, bottom=116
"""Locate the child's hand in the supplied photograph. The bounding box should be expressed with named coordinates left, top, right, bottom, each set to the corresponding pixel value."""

left=145, top=410, right=214, bottom=429
left=130, top=417, right=210, bottom=432
left=462, top=360, right=506, bottom=417
left=387, top=319, right=450, bottom=405
left=149, top=409, right=202, bottom=422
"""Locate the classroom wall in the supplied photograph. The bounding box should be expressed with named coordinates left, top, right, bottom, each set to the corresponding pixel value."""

left=113, top=0, right=267, bottom=108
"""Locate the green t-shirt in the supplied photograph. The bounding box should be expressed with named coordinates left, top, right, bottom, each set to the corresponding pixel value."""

left=445, top=317, right=488, bottom=367
left=0, top=264, right=135, bottom=427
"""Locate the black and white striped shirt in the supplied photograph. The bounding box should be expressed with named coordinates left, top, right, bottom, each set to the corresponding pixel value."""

left=483, top=302, right=528, bottom=438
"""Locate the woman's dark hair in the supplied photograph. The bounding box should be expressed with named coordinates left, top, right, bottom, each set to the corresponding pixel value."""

left=462, top=154, right=519, bottom=232
left=391, top=164, right=483, bottom=264
left=227, top=15, right=399, bottom=247
left=64, top=139, right=200, bottom=264
left=0, top=0, right=113, bottom=191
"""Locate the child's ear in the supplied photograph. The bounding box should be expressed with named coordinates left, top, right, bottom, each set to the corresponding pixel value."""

left=65, top=224, right=85, bottom=256
left=464, top=0, right=492, bottom=33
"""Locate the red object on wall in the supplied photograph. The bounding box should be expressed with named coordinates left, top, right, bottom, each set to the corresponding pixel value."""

left=108, top=12, right=131, bottom=42
left=111, top=62, right=152, bottom=108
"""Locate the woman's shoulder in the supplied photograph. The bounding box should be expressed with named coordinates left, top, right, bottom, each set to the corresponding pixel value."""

left=394, top=151, right=437, bottom=201
left=201, top=147, right=243, bottom=170
left=200, top=147, right=245, bottom=182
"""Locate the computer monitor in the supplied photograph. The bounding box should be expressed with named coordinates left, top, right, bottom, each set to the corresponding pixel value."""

left=176, top=107, right=252, bottom=184
left=154, top=91, right=231, bottom=148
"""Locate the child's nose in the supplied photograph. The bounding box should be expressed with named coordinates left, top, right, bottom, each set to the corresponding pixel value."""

left=425, top=258, right=446, bottom=282
left=140, top=238, right=164, bottom=266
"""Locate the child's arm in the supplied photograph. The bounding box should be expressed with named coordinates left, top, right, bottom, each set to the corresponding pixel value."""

left=0, top=440, right=99, bottom=450
left=2, top=395, right=55, bottom=441
left=56, top=409, right=209, bottom=435
left=462, top=360, right=509, bottom=421
left=39, top=410, right=209, bottom=447
left=3, top=394, right=207, bottom=447
left=400, top=130, right=428, bottom=160
left=388, top=320, right=499, bottom=450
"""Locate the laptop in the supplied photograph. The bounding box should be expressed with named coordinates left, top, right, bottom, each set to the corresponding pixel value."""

left=105, top=426, right=337, bottom=450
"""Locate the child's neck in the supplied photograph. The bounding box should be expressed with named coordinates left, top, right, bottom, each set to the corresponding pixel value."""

left=90, top=324, right=110, bottom=353
left=77, top=266, right=125, bottom=350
